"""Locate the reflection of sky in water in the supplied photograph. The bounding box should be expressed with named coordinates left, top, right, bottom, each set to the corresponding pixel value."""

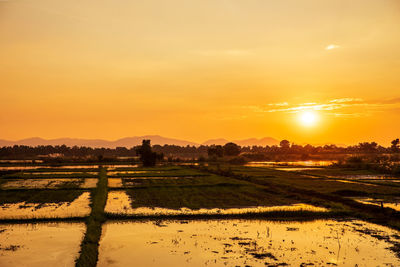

left=336, top=175, right=399, bottom=180
left=246, top=160, right=336, bottom=167
left=1, top=178, right=82, bottom=189
left=108, top=178, right=123, bottom=188
left=104, top=191, right=328, bottom=216
left=0, top=192, right=91, bottom=219
left=351, top=197, right=400, bottom=212
left=274, top=167, right=322, bottom=172
left=81, top=178, right=98, bottom=188
left=98, top=219, right=400, bottom=266
left=0, top=164, right=137, bottom=171
left=19, top=171, right=98, bottom=175
left=0, top=222, right=85, bottom=267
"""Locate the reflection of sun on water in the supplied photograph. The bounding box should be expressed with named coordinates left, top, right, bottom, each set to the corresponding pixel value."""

left=299, top=111, right=318, bottom=127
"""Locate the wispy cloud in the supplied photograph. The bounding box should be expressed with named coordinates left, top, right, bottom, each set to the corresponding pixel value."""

left=329, top=98, right=363, bottom=103
left=325, top=44, right=340, bottom=50
left=267, top=102, right=288, bottom=106
left=247, top=98, right=400, bottom=118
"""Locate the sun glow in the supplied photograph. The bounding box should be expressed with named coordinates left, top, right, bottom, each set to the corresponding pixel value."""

left=299, top=111, right=318, bottom=127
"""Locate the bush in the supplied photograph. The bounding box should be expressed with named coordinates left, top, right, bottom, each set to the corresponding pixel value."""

left=228, top=156, right=248, bottom=165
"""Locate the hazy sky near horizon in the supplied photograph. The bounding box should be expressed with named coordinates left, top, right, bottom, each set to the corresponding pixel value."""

left=1, top=0, right=400, bottom=145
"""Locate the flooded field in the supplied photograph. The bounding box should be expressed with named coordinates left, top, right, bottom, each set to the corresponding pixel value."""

left=98, top=219, right=400, bottom=266
left=0, top=192, right=91, bottom=219
left=335, top=174, right=400, bottom=180
left=0, top=160, right=43, bottom=163
left=0, top=222, right=85, bottom=267
left=274, top=167, right=323, bottom=172
left=107, top=171, right=153, bottom=176
left=0, top=166, right=46, bottom=171
left=105, top=164, right=139, bottom=170
left=245, top=160, right=336, bottom=167
left=0, top=164, right=139, bottom=171
left=18, top=171, right=99, bottom=176
left=350, top=197, right=400, bottom=212
left=2, top=161, right=400, bottom=266
left=108, top=178, right=123, bottom=188
left=1, top=178, right=82, bottom=189
left=105, top=191, right=327, bottom=216
left=105, top=191, right=133, bottom=214
left=80, top=178, right=98, bottom=188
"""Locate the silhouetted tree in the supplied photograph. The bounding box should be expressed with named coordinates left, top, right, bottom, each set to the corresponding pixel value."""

left=358, top=142, right=378, bottom=153
left=207, top=145, right=224, bottom=157
left=135, top=140, right=163, bottom=167
left=391, top=139, right=400, bottom=153
left=223, top=142, right=241, bottom=156
left=279, top=140, right=290, bottom=149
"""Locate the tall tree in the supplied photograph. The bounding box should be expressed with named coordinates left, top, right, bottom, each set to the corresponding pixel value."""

left=223, top=142, right=241, bottom=156
left=135, top=140, right=163, bottom=167
left=391, top=138, right=400, bottom=152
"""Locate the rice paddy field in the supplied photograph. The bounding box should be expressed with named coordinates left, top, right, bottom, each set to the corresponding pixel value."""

left=1, top=160, right=400, bottom=266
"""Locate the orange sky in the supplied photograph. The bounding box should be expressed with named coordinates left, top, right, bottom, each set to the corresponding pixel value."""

left=1, top=0, right=399, bottom=145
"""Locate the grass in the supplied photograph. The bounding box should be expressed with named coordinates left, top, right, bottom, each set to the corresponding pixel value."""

left=22, top=168, right=100, bottom=173
left=212, top=164, right=400, bottom=197
left=126, top=185, right=297, bottom=210
left=2, top=172, right=98, bottom=179
left=122, top=169, right=301, bottom=209
left=75, top=167, right=108, bottom=267
left=106, top=210, right=339, bottom=221
left=121, top=174, right=231, bottom=187
left=3, top=160, right=400, bottom=263
left=107, top=167, right=207, bottom=178
left=0, top=161, right=139, bottom=167
left=0, top=189, right=85, bottom=204
left=0, top=217, right=86, bottom=224
left=192, top=164, right=400, bottom=231
left=112, top=165, right=180, bottom=172
left=0, top=178, right=90, bottom=190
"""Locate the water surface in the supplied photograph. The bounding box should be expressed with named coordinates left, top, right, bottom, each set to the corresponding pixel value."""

left=0, top=222, right=85, bottom=267
left=0, top=192, right=91, bottom=219
left=98, top=219, right=400, bottom=266
left=1, top=178, right=82, bottom=189
left=104, top=191, right=328, bottom=216
left=245, top=160, right=336, bottom=167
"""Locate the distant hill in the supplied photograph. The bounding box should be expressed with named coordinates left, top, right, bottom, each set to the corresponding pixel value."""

left=202, top=138, right=230, bottom=146
left=0, top=136, right=198, bottom=148
left=202, top=137, right=279, bottom=146
left=234, top=137, right=279, bottom=147
left=0, top=135, right=280, bottom=148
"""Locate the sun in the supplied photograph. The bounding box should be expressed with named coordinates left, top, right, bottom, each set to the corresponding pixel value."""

left=299, top=111, right=318, bottom=127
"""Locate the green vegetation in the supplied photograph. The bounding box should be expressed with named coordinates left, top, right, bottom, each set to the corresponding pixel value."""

left=22, top=168, right=100, bottom=173
left=118, top=166, right=300, bottom=209
left=193, top=164, right=400, bottom=230
left=0, top=189, right=84, bottom=204
left=136, top=140, right=163, bottom=167
left=106, top=210, right=337, bottom=221
left=126, top=185, right=296, bottom=210
left=2, top=172, right=98, bottom=179
left=2, top=158, right=400, bottom=264
left=75, top=168, right=108, bottom=267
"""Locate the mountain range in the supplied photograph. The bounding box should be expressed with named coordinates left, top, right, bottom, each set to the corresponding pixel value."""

left=0, top=136, right=279, bottom=148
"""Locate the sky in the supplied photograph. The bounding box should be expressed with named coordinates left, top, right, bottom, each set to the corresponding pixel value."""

left=1, top=0, right=400, bottom=145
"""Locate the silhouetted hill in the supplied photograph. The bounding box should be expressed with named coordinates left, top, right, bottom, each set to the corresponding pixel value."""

left=0, top=136, right=198, bottom=148
left=202, top=138, right=230, bottom=146
left=235, top=137, right=279, bottom=146
left=202, top=137, right=279, bottom=146
left=0, top=136, right=280, bottom=148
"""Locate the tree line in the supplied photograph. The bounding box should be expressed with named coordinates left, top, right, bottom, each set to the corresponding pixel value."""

left=0, top=139, right=399, bottom=159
